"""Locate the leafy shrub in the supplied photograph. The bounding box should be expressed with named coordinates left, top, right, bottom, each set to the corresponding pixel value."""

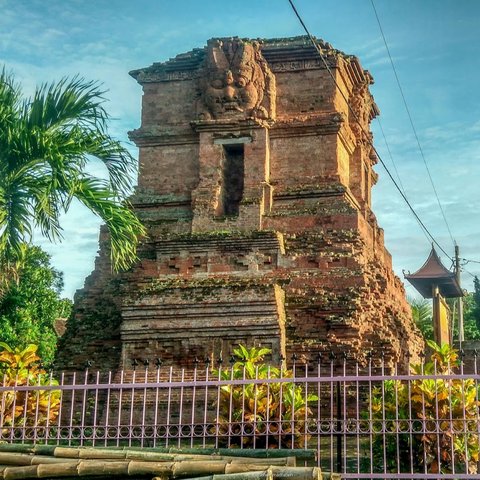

left=213, top=345, right=318, bottom=448
left=0, top=343, right=60, bottom=433
left=367, top=341, right=480, bottom=474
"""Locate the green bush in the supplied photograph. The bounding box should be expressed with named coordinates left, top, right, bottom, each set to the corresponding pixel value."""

left=213, top=345, right=318, bottom=448
left=367, top=341, right=479, bottom=474
left=0, top=343, right=60, bottom=432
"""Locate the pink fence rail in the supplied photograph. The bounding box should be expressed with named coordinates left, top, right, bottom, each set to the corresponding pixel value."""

left=1, top=354, right=480, bottom=479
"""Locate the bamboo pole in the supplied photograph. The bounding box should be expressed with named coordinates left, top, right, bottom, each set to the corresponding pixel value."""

left=269, top=467, right=321, bottom=480
left=77, top=461, right=130, bottom=476
left=173, top=460, right=229, bottom=477
left=127, top=461, right=173, bottom=476
left=3, top=465, right=38, bottom=480
left=0, top=454, right=34, bottom=466
left=36, top=462, right=78, bottom=478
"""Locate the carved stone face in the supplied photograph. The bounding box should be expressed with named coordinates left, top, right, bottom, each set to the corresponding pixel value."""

left=197, top=38, right=276, bottom=121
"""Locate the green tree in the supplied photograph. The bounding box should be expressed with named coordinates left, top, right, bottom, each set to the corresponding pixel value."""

left=472, top=276, right=480, bottom=332
left=0, top=69, right=146, bottom=284
left=409, top=297, right=433, bottom=340
left=0, top=245, right=72, bottom=366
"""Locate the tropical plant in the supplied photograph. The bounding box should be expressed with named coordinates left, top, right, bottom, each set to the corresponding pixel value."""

left=367, top=341, right=480, bottom=475
left=0, top=343, right=60, bottom=432
left=213, top=345, right=318, bottom=448
left=0, top=68, right=146, bottom=283
left=0, top=245, right=72, bottom=366
left=409, top=297, right=433, bottom=340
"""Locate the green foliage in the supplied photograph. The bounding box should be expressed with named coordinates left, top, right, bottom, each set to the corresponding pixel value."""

left=0, top=245, right=72, bottom=366
left=367, top=341, right=480, bottom=474
left=0, top=68, right=146, bottom=283
left=409, top=297, right=433, bottom=340
left=0, top=343, right=60, bottom=429
left=213, top=345, right=318, bottom=448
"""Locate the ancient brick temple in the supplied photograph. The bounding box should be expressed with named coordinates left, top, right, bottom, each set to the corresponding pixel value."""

left=57, top=37, right=422, bottom=371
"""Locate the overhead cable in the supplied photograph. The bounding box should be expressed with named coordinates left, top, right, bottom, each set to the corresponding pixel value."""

left=370, top=0, right=456, bottom=247
left=287, top=0, right=453, bottom=261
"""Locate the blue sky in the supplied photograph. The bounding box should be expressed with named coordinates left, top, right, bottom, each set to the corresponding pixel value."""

left=1, top=0, right=479, bottom=298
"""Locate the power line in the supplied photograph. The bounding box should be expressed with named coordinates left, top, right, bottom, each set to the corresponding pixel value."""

left=375, top=117, right=406, bottom=195
left=287, top=0, right=453, bottom=262
left=370, top=0, right=456, bottom=248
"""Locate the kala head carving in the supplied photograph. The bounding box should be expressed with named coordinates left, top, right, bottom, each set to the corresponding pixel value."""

left=197, top=38, right=276, bottom=121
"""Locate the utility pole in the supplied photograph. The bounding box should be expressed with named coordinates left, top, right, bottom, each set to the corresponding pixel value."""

left=455, top=245, right=464, bottom=347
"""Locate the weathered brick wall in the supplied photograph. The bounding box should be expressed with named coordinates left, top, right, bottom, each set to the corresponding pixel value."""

left=56, top=36, right=423, bottom=372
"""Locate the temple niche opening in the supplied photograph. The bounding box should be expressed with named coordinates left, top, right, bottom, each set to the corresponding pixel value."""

left=56, top=36, right=423, bottom=372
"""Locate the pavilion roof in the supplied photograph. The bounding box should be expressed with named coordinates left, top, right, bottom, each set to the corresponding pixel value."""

left=404, top=247, right=463, bottom=298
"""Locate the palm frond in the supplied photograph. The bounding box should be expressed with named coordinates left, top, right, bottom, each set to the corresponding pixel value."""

left=72, top=176, right=146, bottom=271
left=0, top=69, right=144, bottom=277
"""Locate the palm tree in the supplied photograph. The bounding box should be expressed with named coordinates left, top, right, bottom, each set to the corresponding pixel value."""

left=0, top=69, right=146, bottom=284
left=409, top=296, right=433, bottom=340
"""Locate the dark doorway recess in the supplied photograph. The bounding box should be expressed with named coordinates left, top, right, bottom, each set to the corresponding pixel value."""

left=220, top=144, right=244, bottom=216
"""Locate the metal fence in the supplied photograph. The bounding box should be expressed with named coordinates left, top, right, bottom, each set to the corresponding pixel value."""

left=1, top=355, right=479, bottom=479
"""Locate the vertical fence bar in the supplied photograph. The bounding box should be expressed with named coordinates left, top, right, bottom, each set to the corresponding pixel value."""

left=91, top=370, right=100, bottom=447
left=341, top=353, right=347, bottom=474
left=265, top=365, right=271, bottom=450
left=56, top=372, right=65, bottom=446
left=203, top=361, right=210, bottom=448
left=394, top=360, right=400, bottom=476
left=20, top=372, right=28, bottom=443
left=128, top=367, right=136, bottom=447
left=166, top=366, right=173, bottom=448
left=407, top=359, right=414, bottom=475
left=153, top=361, right=161, bottom=448
left=355, top=359, right=360, bottom=476
left=214, top=362, right=221, bottom=449
left=178, top=367, right=185, bottom=448
left=116, top=370, right=124, bottom=448
left=367, top=353, right=373, bottom=477
left=460, top=351, right=468, bottom=474
left=316, top=354, right=322, bottom=470
left=67, top=372, right=76, bottom=446
left=240, top=363, right=246, bottom=449
left=303, top=361, right=308, bottom=454
left=44, top=371, right=54, bottom=444
left=475, top=350, right=480, bottom=476
left=141, top=366, right=148, bottom=448
left=104, top=371, right=112, bottom=447
left=189, top=361, right=196, bottom=449
left=290, top=355, right=296, bottom=451
left=79, top=369, right=89, bottom=447
left=278, top=360, right=283, bottom=450
left=253, top=364, right=258, bottom=450
left=329, top=353, right=335, bottom=474
left=380, top=354, right=387, bottom=476
left=227, top=359, right=234, bottom=449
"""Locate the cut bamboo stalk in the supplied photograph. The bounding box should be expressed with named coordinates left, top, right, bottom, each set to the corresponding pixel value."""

left=320, top=474, right=341, bottom=480
left=76, top=460, right=129, bottom=476
left=31, top=447, right=56, bottom=457
left=186, top=469, right=274, bottom=480
left=3, top=465, right=38, bottom=480
left=78, top=449, right=126, bottom=460
left=0, top=453, right=34, bottom=466
left=173, top=460, right=228, bottom=477
left=227, top=471, right=274, bottom=480
left=53, top=448, right=80, bottom=459
left=90, top=446, right=315, bottom=461
left=228, top=458, right=291, bottom=466
left=127, top=460, right=174, bottom=476
left=36, top=462, right=79, bottom=478
left=125, top=451, right=176, bottom=462
left=225, top=464, right=269, bottom=474
left=30, top=456, right=78, bottom=465
left=269, top=466, right=322, bottom=480
left=0, top=446, right=33, bottom=454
